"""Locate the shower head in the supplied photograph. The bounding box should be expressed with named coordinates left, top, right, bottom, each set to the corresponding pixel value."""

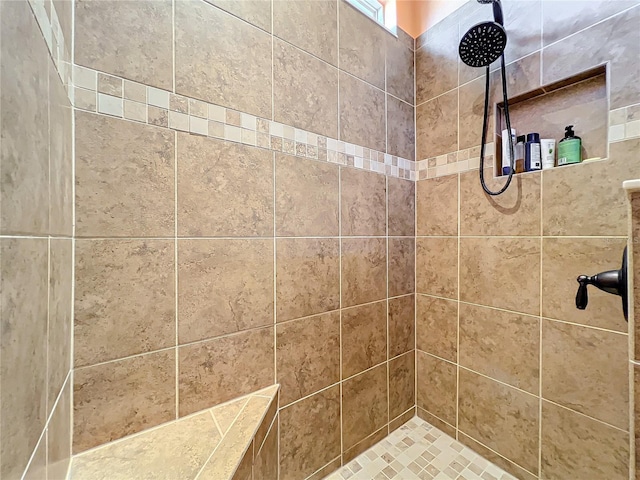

left=458, top=21, right=507, bottom=67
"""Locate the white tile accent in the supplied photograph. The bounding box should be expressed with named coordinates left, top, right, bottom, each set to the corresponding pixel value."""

left=74, top=65, right=97, bottom=90
left=97, top=94, right=123, bottom=117
left=224, top=124, right=242, bottom=143
left=148, top=87, right=169, bottom=109
left=208, top=104, right=226, bottom=122
left=240, top=113, right=256, bottom=130
left=189, top=115, right=208, bottom=136
left=626, top=120, right=640, bottom=139
left=609, top=124, right=625, bottom=142
left=168, top=111, right=189, bottom=131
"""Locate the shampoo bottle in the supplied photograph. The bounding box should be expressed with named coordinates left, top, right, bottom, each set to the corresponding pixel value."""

left=557, top=125, right=582, bottom=166
left=525, top=133, right=541, bottom=171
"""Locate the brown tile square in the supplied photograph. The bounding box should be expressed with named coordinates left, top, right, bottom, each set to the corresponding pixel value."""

left=416, top=351, right=457, bottom=426
left=148, top=106, right=168, bottom=127
left=342, top=364, right=388, bottom=450
left=458, top=368, right=539, bottom=474
left=177, top=134, right=273, bottom=237
left=343, top=427, right=387, bottom=464
left=75, top=111, right=175, bottom=237
left=254, top=414, right=278, bottom=480
left=342, top=301, right=387, bottom=378
left=178, top=327, right=274, bottom=416
left=386, top=34, right=414, bottom=105
left=276, top=238, right=340, bottom=321
left=73, top=350, right=176, bottom=453
left=417, top=175, right=458, bottom=236
left=276, top=311, right=340, bottom=406
left=459, top=303, right=539, bottom=394
left=415, top=22, right=457, bottom=104
left=206, top=0, right=271, bottom=32
left=47, top=379, right=71, bottom=480
left=542, top=320, right=628, bottom=429
left=275, top=153, right=339, bottom=236
left=97, top=73, right=123, bottom=96
left=341, top=167, right=386, bottom=236
left=75, top=239, right=175, bottom=367
left=279, top=386, right=341, bottom=480
left=416, top=237, right=458, bottom=299
left=389, top=352, right=415, bottom=420
left=389, top=295, right=415, bottom=358
left=389, top=238, right=415, bottom=298
left=178, top=239, right=273, bottom=344
left=339, top=72, right=386, bottom=152
left=416, top=90, right=458, bottom=160
left=416, top=295, right=457, bottom=362
left=387, top=95, right=415, bottom=161
left=341, top=238, right=387, bottom=307
left=388, top=177, right=415, bottom=237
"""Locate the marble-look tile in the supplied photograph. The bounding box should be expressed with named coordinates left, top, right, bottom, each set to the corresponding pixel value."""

left=542, top=7, right=639, bottom=109
left=388, top=177, right=415, bottom=237
left=273, top=0, right=337, bottom=64
left=458, top=368, right=539, bottom=475
left=389, top=237, right=415, bottom=297
left=53, top=0, right=73, bottom=52
left=339, top=72, right=386, bottom=152
left=343, top=427, right=387, bottom=464
left=48, top=380, right=71, bottom=480
left=0, top=0, right=49, bottom=235
left=230, top=448, right=252, bottom=480
left=459, top=303, right=539, bottom=394
left=175, top=0, right=271, bottom=117
left=496, top=0, right=542, bottom=64
left=389, top=406, right=416, bottom=433
left=341, top=238, right=387, bottom=307
left=23, top=436, right=46, bottom=480
left=279, top=386, right=341, bottom=480
left=417, top=408, right=456, bottom=438
left=389, top=295, right=415, bottom=358
left=635, top=364, right=640, bottom=473
left=177, top=133, right=273, bottom=237
left=275, top=153, right=339, bottom=237
left=178, top=327, right=274, bottom=416
left=254, top=394, right=278, bottom=452
left=542, top=320, right=628, bottom=429
left=458, top=75, right=494, bottom=152
left=178, top=239, right=273, bottom=344
left=389, top=352, right=415, bottom=419
left=210, top=397, right=248, bottom=435
left=416, top=175, right=458, bottom=236
left=416, top=295, right=457, bottom=362
left=460, top=237, right=540, bottom=315
left=274, top=39, right=338, bottom=138
left=387, top=96, right=415, bottom=161
left=542, top=237, right=628, bottom=332
left=416, top=237, right=458, bottom=299
left=206, top=0, right=271, bottom=32
left=341, top=167, right=386, bottom=236
left=75, top=111, right=175, bottom=237
left=342, top=364, right=388, bottom=450
left=342, top=301, right=387, bottom=378
left=416, top=352, right=457, bottom=426
left=75, top=0, right=172, bottom=89
left=75, top=239, right=175, bottom=366
left=541, top=400, right=629, bottom=479
left=0, top=239, right=48, bottom=479
left=276, top=311, right=340, bottom=406
left=460, top=169, right=541, bottom=236
left=543, top=139, right=640, bottom=236
left=634, top=195, right=640, bottom=361
left=254, top=415, right=278, bottom=480
left=73, top=350, right=176, bottom=453
left=306, top=458, right=342, bottom=480
left=338, top=0, right=385, bottom=89
left=276, top=238, right=340, bottom=321
left=416, top=90, right=458, bottom=160
left=386, top=34, right=414, bottom=105
left=415, top=21, right=458, bottom=104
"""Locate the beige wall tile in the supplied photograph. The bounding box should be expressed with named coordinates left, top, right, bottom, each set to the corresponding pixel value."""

left=177, top=134, right=273, bottom=237
left=342, top=301, right=387, bottom=378
left=460, top=237, right=540, bottom=315
left=23, top=437, right=46, bottom=480
left=541, top=400, right=629, bottom=479
left=75, top=111, right=175, bottom=237
left=459, top=303, right=539, bottom=394
left=416, top=237, right=458, bottom=299
left=542, top=237, right=628, bottom=331
left=175, top=0, right=271, bottom=117
left=75, top=0, right=172, bottom=90
left=389, top=295, right=415, bottom=358
left=75, top=240, right=175, bottom=367
left=388, top=177, right=415, bottom=237
left=274, top=39, right=338, bottom=138
left=206, top=0, right=271, bottom=32
left=178, top=239, right=274, bottom=344
left=343, top=427, right=387, bottom=464
left=416, top=351, right=457, bottom=426
left=500, top=0, right=542, bottom=64
left=458, top=368, right=539, bottom=475
left=342, top=363, right=388, bottom=450
left=389, top=237, right=415, bottom=297
left=389, top=351, right=415, bottom=419
left=341, top=238, right=387, bottom=307
left=386, top=35, right=414, bottom=105
left=387, top=95, right=415, bottom=160
left=47, top=379, right=71, bottom=480
left=254, top=415, right=278, bottom=480
left=276, top=238, right=340, bottom=321
left=178, top=327, right=274, bottom=416
left=339, top=72, right=386, bottom=152
left=305, top=458, right=342, bottom=480
left=341, top=167, right=386, bottom=236
left=417, top=407, right=456, bottom=438
left=275, top=153, right=339, bottom=237
left=415, top=22, right=458, bottom=104
left=416, top=90, right=458, bottom=160
left=417, top=175, right=458, bottom=236
left=458, top=75, right=494, bottom=152
left=634, top=194, right=640, bottom=361
left=276, top=311, right=340, bottom=406
left=279, top=386, right=341, bottom=480
left=389, top=406, right=416, bottom=433
left=73, top=350, right=176, bottom=453
left=416, top=295, right=457, bottom=362
left=0, top=239, right=48, bottom=479
left=542, top=320, right=628, bottom=430
left=273, top=0, right=337, bottom=65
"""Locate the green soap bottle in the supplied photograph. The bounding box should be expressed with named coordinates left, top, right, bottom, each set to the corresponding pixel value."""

left=557, top=125, right=582, bottom=166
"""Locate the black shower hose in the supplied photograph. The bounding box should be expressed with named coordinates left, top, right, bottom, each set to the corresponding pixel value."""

left=479, top=54, right=514, bottom=196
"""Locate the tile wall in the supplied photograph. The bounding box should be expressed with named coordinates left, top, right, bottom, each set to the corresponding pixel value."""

left=0, top=0, right=74, bottom=478
left=414, top=1, right=640, bottom=479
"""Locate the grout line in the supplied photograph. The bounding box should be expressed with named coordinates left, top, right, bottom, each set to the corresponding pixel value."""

left=538, top=160, right=544, bottom=477
left=174, top=129, right=179, bottom=420
left=385, top=175, right=390, bottom=431
left=455, top=170, right=461, bottom=440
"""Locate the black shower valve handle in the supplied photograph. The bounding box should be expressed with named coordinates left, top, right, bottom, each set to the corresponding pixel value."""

left=575, top=275, right=591, bottom=310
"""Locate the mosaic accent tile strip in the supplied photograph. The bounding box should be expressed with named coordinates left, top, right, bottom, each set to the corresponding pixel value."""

left=609, top=104, right=640, bottom=142
left=325, top=417, right=517, bottom=480
left=416, top=144, right=495, bottom=181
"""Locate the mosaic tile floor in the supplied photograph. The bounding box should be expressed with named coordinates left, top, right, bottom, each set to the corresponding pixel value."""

left=325, top=417, right=517, bottom=480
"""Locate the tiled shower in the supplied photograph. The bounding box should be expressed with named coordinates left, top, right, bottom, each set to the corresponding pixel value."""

left=1, top=0, right=639, bottom=479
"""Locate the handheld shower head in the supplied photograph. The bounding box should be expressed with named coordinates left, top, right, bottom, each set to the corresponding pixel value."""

left=475, top=0, right=505, bottom=24
left=458, top=21, right=507, bottom=68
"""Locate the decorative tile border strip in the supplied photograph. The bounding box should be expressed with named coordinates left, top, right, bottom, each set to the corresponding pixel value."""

left=416, top=143, right=494, bottom=181
left=609, top=104, right=640, bottom=142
